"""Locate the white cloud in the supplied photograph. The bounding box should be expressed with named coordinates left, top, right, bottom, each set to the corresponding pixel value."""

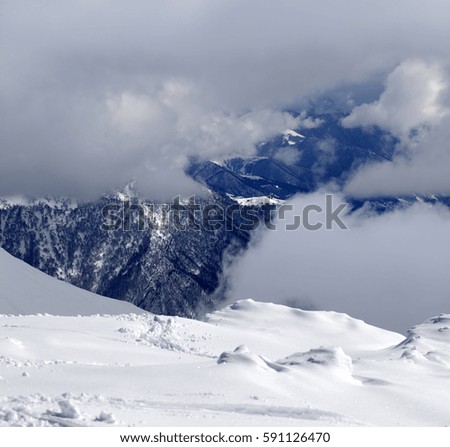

left=226, top=192, right=450, bottom=333
left=344, top=133, right=450, bottom=198
left=102, top=83, right=301, bottom=197
left=312, top=138, right=338, bottom=177
left=343, top=60, right=450, bottom=198
left=0, top=74, right=300, bottom=199
left=297, top=112, right=325, bottom=129
left=107, top=93, right=164, bottom=137
left=274, top=147, right=301, bottom=165
left=342, top=59, right=449, bottom=138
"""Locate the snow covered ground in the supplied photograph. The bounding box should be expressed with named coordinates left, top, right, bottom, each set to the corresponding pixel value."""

left=0, top=248, right=142, bottom=316
left=1, top=249, right=450, bottom=426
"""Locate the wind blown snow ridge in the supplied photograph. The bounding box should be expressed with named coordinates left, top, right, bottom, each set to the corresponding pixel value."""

left=0, top=295, right=449, bottom=426
left=1, top=247, right=449, bottom=426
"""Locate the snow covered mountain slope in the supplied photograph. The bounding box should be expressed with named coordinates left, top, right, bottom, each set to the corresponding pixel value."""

left=187, top=114, right=397, bottom=199
left=0, top=194, right=249, bottom=317
left=1, top=298, right=450, bottom=426
left=0, top=248, right=142, bottom=316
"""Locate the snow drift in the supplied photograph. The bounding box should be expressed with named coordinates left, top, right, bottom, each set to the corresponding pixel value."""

left=0, top=253, right=449, bottom=426
left=0, top=248, right=142, bottom=316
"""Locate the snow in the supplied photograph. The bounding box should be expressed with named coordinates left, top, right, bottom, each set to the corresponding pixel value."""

left=283, top=129, right=305, bottom=139
left=54, top=399, right=81, bottom=419
left=210, top=159, right=226, bottom=167
left=94, top=411, right=115, bottom=424
left=228, top=195, right=284, bottom=206
left=0, top=196, right=30, bottom=209
left=0, top=196, right=78, bottom=210
left=240, top=174, right=264, bottom=180
left=0, top=248, right=143, bottom=316
left=1, top=251, right=450, bottom=426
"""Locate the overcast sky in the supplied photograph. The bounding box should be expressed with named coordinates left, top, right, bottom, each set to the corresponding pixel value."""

left=2, top=0, right=450, bottom=199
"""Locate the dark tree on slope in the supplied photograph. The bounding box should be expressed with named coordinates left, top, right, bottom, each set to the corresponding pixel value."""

left=0, top=195, right=249, bottom=317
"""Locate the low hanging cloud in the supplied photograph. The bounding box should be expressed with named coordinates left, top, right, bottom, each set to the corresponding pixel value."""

left=274, top=147, right=302, bottom=165
left=344, top=125, right=450, bottom=198
left=0, top=77, right=300, bottom=199
left=342, top=59, right=449, bottom=138
left=226, top=192, right=450, bottom=333
left=343, top=60, right=450, bottom=198
left=103, top=82, right=301, bottom=198
left=106, top=85, right=300, bottom=159
left=2, top=1, right=450, bottom=198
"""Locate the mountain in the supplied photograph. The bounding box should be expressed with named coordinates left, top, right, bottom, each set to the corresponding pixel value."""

left=187, top=113, right=397, bottom=199
left=0, top=247, right=142, bottom=316
left=1, top=297, right=450, bottom=426
left=0, top=194, right=249, bottom=317
left=1, top=204, right=449, bottom=426
left=1, top=111, right=448, bottom=317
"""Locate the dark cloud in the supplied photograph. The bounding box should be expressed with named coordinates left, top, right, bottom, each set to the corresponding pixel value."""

left=2, top=0, right=450, bottom=198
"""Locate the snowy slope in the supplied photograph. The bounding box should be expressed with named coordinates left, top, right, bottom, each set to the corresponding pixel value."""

left=1, top=297, right=450, bottom=426
left=0, top=195, right=248, bottom=317
left=0, top=248, right=142, bottom=316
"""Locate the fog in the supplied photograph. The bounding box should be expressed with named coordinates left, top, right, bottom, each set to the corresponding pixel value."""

left=226, top=193, right=450, bottom=333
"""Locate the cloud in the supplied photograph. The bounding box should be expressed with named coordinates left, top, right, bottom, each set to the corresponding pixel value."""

left=343, top=60, right=450, bottom=198
left=312, top=138, right=338, bottom=177
left=104, top=85, right=301, bottom=198
left=2, top=1, right=450, bottom=198
left=297, top=112, right=325, bottom=130
left=341, top=59, right=449, bottom=138
left=274, top=147, right=302, bottom=165
left=226, top=192, right=450, bottom=333
left=344, top=127, right=450, bottom=198
left=0, top=76, right=300, bottom=199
